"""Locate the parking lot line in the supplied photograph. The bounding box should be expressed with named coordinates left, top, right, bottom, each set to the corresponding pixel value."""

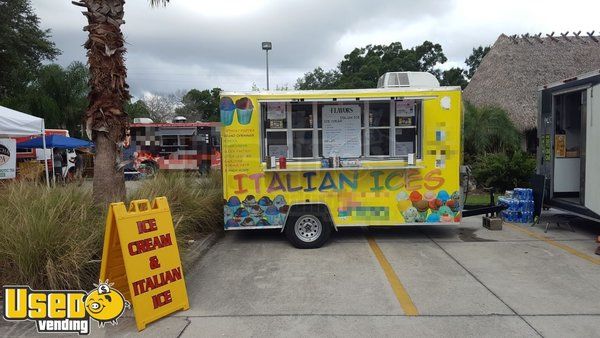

left=505, top=223, right=600, bottom=265
left=366, top=236, right=419, bottom=316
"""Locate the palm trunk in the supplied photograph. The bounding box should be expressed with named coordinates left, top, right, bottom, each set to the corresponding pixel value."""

left=73, top=0, right=130, bottom=206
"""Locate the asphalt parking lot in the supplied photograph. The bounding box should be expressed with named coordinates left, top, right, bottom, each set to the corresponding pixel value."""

left=3, top=212, right=600, bottom=337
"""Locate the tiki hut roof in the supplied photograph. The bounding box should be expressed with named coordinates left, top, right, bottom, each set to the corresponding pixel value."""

left=463, top=32, right=600, bottom=131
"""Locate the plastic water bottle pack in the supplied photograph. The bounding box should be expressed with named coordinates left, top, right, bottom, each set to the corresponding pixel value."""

left=498, top=188, right=534, bottom=223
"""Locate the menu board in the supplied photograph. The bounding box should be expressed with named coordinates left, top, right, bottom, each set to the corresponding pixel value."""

left=322, top=105, right=362, bottom=157
left=267, top=102, right=287, bottom=120
left=395, top=100, right=416, bottom=117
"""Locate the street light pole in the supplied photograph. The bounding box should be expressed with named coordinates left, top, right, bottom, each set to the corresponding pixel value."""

left=262, top=41, right=272, bottom=90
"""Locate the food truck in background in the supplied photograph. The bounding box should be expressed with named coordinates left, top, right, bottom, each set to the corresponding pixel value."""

left=123, top=118, right=221, bottom=177
left=220, top=72, right=463, bottom=248
left=537, top=69, right=600, bottom=221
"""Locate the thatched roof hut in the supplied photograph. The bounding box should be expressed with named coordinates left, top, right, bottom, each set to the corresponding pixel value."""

left=464, top=33, right=600, bottom=132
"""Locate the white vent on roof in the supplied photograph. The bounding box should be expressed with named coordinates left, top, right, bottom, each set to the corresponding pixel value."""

left=377, top=72, right=440, bottom=88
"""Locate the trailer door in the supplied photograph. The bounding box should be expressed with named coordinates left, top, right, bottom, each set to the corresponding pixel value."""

left=585, top=85, right=600, bottom=215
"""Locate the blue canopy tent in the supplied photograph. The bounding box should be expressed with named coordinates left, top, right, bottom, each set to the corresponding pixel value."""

left=17, top=134, right=93, bottom=149
left=17, top=135, right=93, bottom=185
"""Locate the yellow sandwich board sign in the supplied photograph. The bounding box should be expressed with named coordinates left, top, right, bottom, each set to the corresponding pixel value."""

left=100, top=197, right=189, bottom=331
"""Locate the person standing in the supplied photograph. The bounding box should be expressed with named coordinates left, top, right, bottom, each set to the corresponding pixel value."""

left=53, top=149, right=63, bottom=184
left=73, top=150, right=85, bottom=185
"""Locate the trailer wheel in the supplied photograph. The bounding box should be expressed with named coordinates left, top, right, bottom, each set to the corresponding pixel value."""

left=285, top=212, right=331, bottom=249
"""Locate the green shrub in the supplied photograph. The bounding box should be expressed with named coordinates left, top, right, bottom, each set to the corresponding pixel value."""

left=463, top=102, right=521, bottom=164
left=129, top=172, right=224, bottom=242
left=0, top=172, right=223, bottom=290
left=0, top=182, right=104, bottom=289
left=471, top=151, right=536, bottom=193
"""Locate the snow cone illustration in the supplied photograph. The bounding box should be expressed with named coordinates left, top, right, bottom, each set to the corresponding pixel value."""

left=265, top=205, right=280, bottom=225
left=227, top=196, right=241, bottom=213
left=273, top=195, right=287, bottom=209
left=235, top=97, right=254, bottom=125
left=437, top=190, right=450, bottom=203
left=220, top=97, right=236, bottom=126
left=256, top=219, right=271, bottom=227
left=448, top=191, right=461, bottom=213
left=243, top=195, right=257, bottom=208
left=224, top=205, right=233, bottom=219
left=242, top=217, right=255, bottom=227
left=396, top=191, right=412, bottom=215
left=226, top=219, right=239, bottom=228
left=234, top=207, right=249, bottom=222
left=424, top=190, right=436, bottom=202
left=428, top=198, right=443, bottom=212
left=258, top=196, right=273, bottom=211
left=409, top=191, right=423, bottom=203
left=413, top=200, right=429, bottom=222
left=426, top=212, right=441, bottom=223
left=279, top=205, right=289, bottom=219
left=439, top=206, right=453, bottom=222
left=403, top=207, right=418, bottom=223
left=250, top=205, right=263, bottom=218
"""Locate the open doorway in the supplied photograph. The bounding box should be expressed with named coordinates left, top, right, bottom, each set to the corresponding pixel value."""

left=553, top=89, right=586, bottom=204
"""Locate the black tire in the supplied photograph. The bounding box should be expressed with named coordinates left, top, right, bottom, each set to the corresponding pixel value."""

left=139, top=161, right=158, bottom=178
left=284, top=211, right=332, bottom=249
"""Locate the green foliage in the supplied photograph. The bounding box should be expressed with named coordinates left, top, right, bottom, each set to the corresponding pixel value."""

left=0, top=173, right=223, bottom=289
left=0, top=182, right=104, bottom=289
left=471, top=151, right=536, bottom=192
left=295, top=41, right=450, bottom=90
left=125, top=99, right=151, bottom=121
left=130, top=172, right=224, bottom=238
left=463, top=102, right=521, bottom=164
left=3, top=62, right=89, bottom=137
left=464, top=45, right=490, bottom=79
left=174, top=88, right=222, bottom=121
left=440, top=67, right=469, bottom=89
left=337, top=41, right=447, bottom=89
left=0, top=0, right=60, bottom=100
left=295, top=67, right=341, bottom=90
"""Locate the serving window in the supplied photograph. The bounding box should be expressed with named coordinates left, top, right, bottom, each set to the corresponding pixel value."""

left=261, top=99, right=422, bottom=161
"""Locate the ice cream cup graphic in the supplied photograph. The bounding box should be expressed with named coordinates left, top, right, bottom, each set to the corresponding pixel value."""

left=396, top=191, right=412, bottom=218
left=235, top=97, right=254, bottom=125
left=265, top=205, right=280, bottom=225
left=220, top=97, right=236, bottom=126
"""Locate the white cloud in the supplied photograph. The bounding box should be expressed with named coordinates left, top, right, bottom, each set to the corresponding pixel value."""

left=31, top=0, right=600, bottom=95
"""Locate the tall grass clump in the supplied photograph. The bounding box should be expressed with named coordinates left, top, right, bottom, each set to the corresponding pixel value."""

left=130, top=172, right=224, bottom=243
left=0, top=182, right=104, bottom=289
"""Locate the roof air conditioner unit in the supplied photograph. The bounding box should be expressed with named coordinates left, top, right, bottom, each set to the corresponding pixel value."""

left=377, top=72, right=440, bottom=88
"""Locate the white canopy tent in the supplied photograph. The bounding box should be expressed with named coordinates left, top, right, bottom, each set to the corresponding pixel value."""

left=0, top=106, right=50, bottom=186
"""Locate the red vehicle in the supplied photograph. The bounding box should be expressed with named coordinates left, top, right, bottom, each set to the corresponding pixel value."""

left=123, top=119, right=221, bottom=176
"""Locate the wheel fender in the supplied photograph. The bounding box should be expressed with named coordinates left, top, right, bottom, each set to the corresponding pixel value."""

left=282, top=203, right=337, bottom=233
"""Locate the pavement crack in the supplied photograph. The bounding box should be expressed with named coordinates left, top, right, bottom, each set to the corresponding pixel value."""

left=421, top=229, right=545, bottom=338
left=176, top=317, right=192, bottom=338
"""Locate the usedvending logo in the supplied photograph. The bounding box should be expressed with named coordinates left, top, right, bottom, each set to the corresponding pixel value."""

left=0, top=144, right=10, bottom=166
left=2, top=281, right=130, bottom=335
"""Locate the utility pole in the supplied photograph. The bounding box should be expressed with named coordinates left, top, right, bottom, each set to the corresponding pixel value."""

left=262, top=41, right=272, bottom=90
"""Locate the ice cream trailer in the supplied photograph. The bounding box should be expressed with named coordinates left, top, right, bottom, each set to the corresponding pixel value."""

left=220, top=72, right=463, bottom=248
left=537, top=69, right=600, bottom=221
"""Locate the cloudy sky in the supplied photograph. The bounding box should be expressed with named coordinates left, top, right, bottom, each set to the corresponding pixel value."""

left=32, top=0, right=600, bottom=97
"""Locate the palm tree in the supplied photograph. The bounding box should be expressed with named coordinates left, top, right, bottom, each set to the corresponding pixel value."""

left=463, top=101, right=521, bottom=164
left=72, top=0, right=169, bottom=205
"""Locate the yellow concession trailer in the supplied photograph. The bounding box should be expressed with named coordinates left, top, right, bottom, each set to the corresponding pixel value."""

left=220, top=74, right=463, bottom=248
